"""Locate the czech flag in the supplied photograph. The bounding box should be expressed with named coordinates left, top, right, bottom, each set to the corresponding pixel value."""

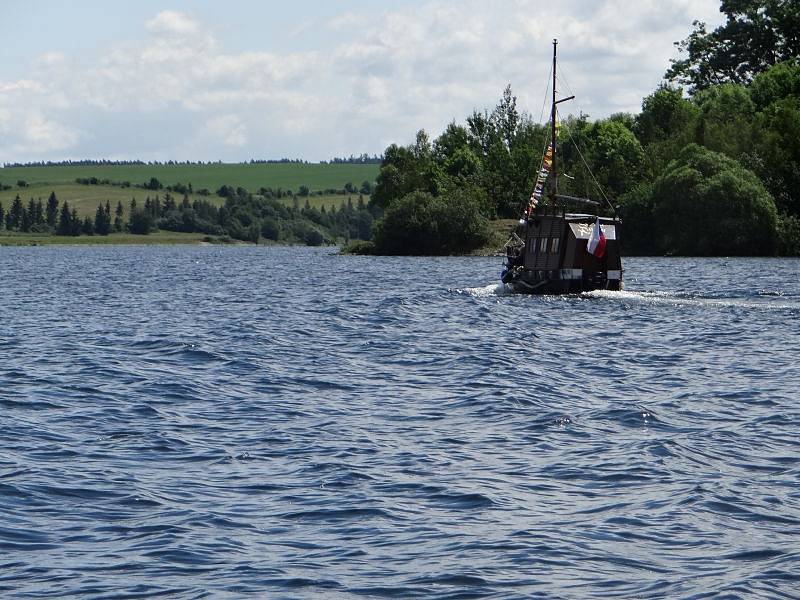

left=587, top=218, right=606, bottom=258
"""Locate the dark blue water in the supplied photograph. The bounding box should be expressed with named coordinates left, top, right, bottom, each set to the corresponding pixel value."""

left=1, top=246, right=799, bottom=599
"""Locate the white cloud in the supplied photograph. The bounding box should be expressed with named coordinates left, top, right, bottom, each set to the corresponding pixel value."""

left=206, top=114, right=247, bottom=147
left=146, top=10, right=205, bottom=38
left=0, top=2, right=724, bottom=163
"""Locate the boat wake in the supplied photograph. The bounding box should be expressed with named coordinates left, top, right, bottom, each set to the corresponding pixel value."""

left=452, top=283, right=512, bottom=297
left=584, top=289, right=798, bottom=311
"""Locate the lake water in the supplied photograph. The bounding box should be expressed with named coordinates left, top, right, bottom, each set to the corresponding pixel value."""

left=1, top=246, right=799, bottom=598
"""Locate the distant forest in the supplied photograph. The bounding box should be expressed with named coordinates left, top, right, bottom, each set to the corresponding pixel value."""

left=0, top=188, right=376, bottom=245
left=3, top=154, right=383, bottom=168
left=360, top=0, right=800, bottom=256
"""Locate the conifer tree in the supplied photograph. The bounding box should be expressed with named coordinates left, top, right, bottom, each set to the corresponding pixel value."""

left=25, top=198, right=36, bottom=230
left=114, top=201, right=124, bottom=232
left=34, top=199, right=45, bottom=225
left=70, top=208, right=81, bottom=236
left=94, top=203, right=110, bottom=235
left=57, top=200, right=72, bottom=235
left=21, top=203, right=31, bottom=232
left=8, top=195, right=23, bottom=230
left=128, top=198, right=138, bottom=230
left=0, top=201, right=4, bottom=229
left=82, top=215, right=94, bottom=235
left=46, top=192, right=58, bottom=226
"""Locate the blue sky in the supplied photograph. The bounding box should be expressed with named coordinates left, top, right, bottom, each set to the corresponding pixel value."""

left=0, top=1, right=724, bottom=163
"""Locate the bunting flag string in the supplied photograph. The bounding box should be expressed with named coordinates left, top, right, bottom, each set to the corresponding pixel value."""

left=523, top=143, right=553, bottom=220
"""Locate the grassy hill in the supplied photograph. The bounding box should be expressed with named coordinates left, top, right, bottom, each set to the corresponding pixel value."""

left=0, top=169, right=372, bottom=219
left=0, top=162, right=379, bottom=193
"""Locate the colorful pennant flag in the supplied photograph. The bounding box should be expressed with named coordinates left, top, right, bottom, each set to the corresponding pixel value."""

left=525, top=143, right=553, bottom=217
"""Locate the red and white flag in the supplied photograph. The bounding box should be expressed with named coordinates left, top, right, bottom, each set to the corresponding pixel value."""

left=587, top=218, right=606, bottom=258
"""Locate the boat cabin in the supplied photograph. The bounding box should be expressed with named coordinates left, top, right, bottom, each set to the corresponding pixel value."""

left=503, top=205, right=622, bottom=294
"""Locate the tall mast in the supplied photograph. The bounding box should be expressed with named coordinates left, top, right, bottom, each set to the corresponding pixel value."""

left=551, top=38, right=558, bottom=199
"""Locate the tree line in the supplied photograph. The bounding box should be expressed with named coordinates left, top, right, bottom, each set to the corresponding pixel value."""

left=3, top=156, right=377, bottom=167
left=0, top=189, right=376, bottom=245
left=362, top=0, right=800, bottom=256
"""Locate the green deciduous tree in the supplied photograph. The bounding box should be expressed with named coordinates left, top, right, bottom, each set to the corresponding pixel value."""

left=693, top=83, right=755, bottom=158
left=650, top=144, right=778, bottom=255
left=750, top=59, right=800, bottom=110
left=372, top=188, right=489, bottom=255
left=635, top=86, right=700, bottom=174
left=667, top=1, right=800, bottom=92
left=751, top=95, right=800, bottom=216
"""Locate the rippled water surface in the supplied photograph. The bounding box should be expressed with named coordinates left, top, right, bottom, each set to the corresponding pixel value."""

left=2, top=246, right=799, bottom=598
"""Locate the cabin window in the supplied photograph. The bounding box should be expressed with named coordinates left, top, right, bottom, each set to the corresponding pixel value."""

left=551, top=238, right=560, bottom=254
left=539, top=237, right=548, bottom=253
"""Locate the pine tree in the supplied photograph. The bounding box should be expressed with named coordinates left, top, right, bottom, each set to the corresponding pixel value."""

left=25, top=198, right=36, bottom=231
left=21, top=203, right=31, bottom=232
left=46, top=192, right=58, bottom=227
left=82, top=215, right=94, bottom=235
left=8, top=195, right=23, bottom=230
left=114, top=200, right=124, bottom=232
left=128, top=198, right=138, bottom=230
left=57, top=200, right=72, bottom=235
left=70, top=208, right=81, bottom=236
left=0, top=202, right=4, bottom=230
left=34, top=199, right=45, bottom=225
left=94, top=203, right=110, bottom=235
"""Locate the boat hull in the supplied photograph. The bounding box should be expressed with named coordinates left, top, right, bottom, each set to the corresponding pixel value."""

left=503, top=269, right=622, bottom=295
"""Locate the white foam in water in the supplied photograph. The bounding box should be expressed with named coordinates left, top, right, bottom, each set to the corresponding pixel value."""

left=584, top=289, right=797, bottom=311
left=454, top=283, right=511, bottom=297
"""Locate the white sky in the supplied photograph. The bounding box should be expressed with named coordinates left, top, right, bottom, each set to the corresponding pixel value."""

left=0, top=1, right=724, bottom=163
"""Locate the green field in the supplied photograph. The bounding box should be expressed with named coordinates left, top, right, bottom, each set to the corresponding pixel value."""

left=0, top=162, right=379, bottom=193
left=0, top=182, right=366, bottom=219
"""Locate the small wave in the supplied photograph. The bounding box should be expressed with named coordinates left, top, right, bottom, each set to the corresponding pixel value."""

left=451, top=282, right=511, bottom=297
left=428, top=492, right=495, bottom=509
left=279, top=507, right=397, bottom=522
left=412, top=573, right=489, bottom=587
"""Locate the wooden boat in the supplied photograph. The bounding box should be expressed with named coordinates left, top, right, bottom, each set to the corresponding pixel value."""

left=502, top=40, right=623, bottom=294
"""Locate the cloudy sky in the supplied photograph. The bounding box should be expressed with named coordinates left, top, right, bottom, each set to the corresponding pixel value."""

left=0, top=1, right=724, bottom=164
